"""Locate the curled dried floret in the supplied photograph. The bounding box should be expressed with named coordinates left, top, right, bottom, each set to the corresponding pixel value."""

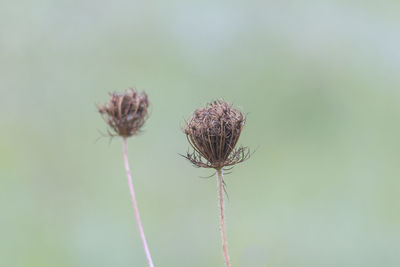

left=183, top=100, right=250, bottom=169
left=98, top=89, right=149, bottom=137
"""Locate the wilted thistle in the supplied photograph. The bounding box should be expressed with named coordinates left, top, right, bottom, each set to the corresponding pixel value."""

left=98, top=88, right=154, bottom=267
left=183, top=100, right=250, bottom=267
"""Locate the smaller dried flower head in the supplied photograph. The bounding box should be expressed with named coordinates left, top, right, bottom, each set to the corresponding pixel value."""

left=184, top=100, right=250, bottom=169
left=98, top=88, right=149, bottom=137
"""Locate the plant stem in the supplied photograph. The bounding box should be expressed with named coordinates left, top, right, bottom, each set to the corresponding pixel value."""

left=122, top=137, right=154, bottom=267
left=217, top=168, right=231, bottom=267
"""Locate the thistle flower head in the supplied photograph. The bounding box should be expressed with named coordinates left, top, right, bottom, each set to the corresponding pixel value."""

left=184, top=100, right=250, bottom=169
left=98, top=88, right=149, bottom=137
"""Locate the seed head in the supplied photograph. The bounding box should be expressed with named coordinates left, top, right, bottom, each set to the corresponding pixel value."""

left=98, top=88, right=150, bottom=137
left=183, top=100, right=250, bottom=170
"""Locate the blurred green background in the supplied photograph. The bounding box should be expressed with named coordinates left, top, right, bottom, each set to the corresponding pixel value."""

left=1, top=1, right=400, bottom=266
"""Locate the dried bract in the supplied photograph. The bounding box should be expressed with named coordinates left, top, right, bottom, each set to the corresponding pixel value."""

left=98, top=89, right=149, bottom=137
left=184, top=100, right=250, bottom=169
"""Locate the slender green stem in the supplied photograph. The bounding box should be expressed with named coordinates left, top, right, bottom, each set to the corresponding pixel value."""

left=217, top=168, right=230, bottom=267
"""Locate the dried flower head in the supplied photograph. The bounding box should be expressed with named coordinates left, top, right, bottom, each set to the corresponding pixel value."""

left=98, top=88, right=149, bottom=137
left=184, top=100, right=250, bottom=170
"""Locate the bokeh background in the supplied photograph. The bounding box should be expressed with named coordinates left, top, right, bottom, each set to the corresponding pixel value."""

left=1, top=1, right=400, bottom=266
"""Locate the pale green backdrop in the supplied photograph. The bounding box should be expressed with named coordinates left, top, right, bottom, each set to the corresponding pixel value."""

left=1, top=1, right=400, bottom=266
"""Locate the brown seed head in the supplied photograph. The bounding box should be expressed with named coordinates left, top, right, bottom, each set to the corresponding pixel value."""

left=184, top=100, right=250, bottom=169
left=98, top=88, right=150, bottom=137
